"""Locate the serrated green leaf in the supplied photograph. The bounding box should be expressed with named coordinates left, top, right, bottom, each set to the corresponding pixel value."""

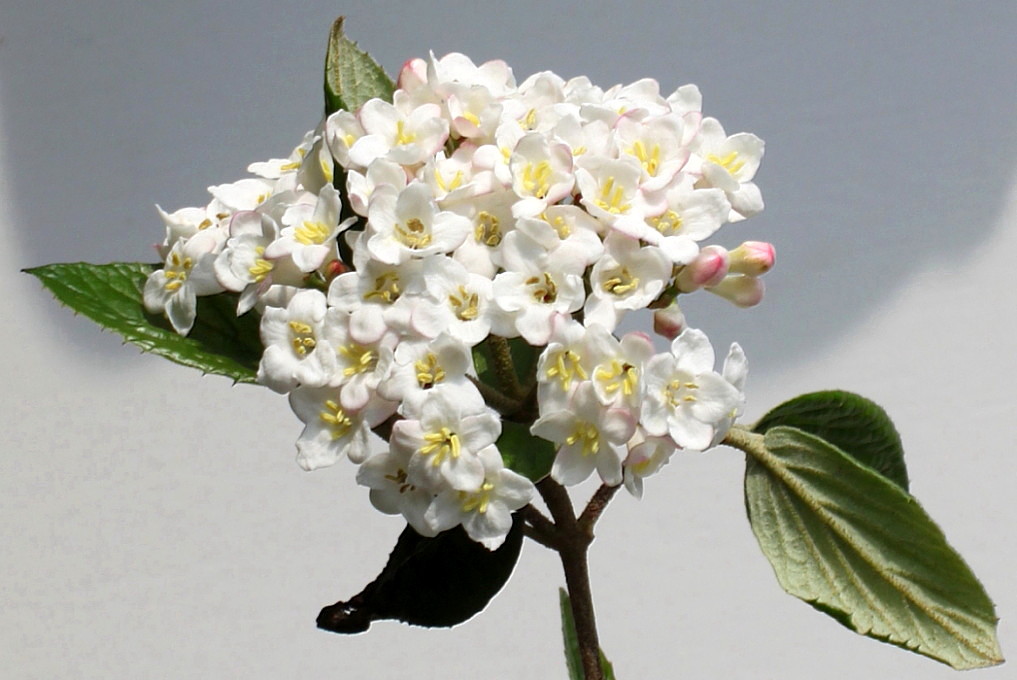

left=560, top=588, right=617, bottom=680
left=497, top=420, right=555, bottom=482
left=744, top=426, right=1002, bottom=670
left=324, top=16, right=395, bottom=116
left=26, top=262, right=262, bottom=383
left=754, top=390, right=908, bottom=490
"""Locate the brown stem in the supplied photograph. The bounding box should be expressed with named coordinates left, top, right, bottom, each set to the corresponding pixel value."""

left=520, top=504, right=559, bottom=550
left=537, top=478, right=603, bottom=680
left=578, top=483, right=620, bottom=535
left=488, top=334, right=524, bottom=399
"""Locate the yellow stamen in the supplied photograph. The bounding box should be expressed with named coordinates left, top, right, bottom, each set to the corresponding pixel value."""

left=448, top=285, right=480, bottom=321
left=394, top=218, right=432, bottom=249
left=294, top=220, right=331, bottom=246
left=414, top=353, right=446, bottom=388
left=521, top=161, right=553, bottom=199
left=566, top=423, right=601, bottom=457
left=289, top=321, right=317, bottom=356
left=706, top=151, right=745, bottom=176
left=595, top=177, right=631, bottom=214
left=319, top=399, right=353, bottom=439
left=338, top=344, right=376, bottom=376
left=474, top=211, right=503, bottom=247
left=420, top=427, right=461, bottom=466
left=602, top=267, right=640, bottom=296
left=525, top=273, right=558, bottom=304
left=363, top=272, right=401, bottom=304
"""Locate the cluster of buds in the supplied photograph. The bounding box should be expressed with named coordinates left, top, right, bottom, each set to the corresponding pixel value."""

left=142, top=52, right=774, bottom=549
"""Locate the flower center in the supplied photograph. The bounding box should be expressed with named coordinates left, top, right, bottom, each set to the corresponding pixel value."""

left=595, top=177, right=631, bottom=214
left=595, top=360, right=638, bottom=396
left=649, top=210, right=683, bottom=236
left=566, top=422, right=601, bottom=457
left=526, top=273, right=558, bottom=304
left=459, top=481, right=496, bottom=514
left=295, top=220, right=331, bottom=245
left=319, top=399, right=353, bottom=440
left=706, top=151, right=745, bottom=176
left=248, top=246, right=274, bottom=282
left=414, top=352, right=446, bottom=389
left=420, top=427, right=461, bottom=466
left=163, top=252, right=193, bottom=292
left=338, top=343, right=377, bottom=376
left=666, top=378, right=700, bottom=407
left=364, top=272, right=401, bottom=304
left=521, top=161, right=552, bottom=199
left=395, top=217, right=432, bottom=250
left=630, top=140, right=661, bottom=177
left=545, top=349, right=588, bottom=391
left=448, top=285, right=480, bottom=321
left=474, top=211, right=503, bottom=246
left=288, top=321, right=317, bottom=356
left=394, top=120, right=416, bottom=146
left=603, top=267, right=640, bottom=296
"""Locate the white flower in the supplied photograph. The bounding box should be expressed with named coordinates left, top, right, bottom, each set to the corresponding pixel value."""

left=410, top=257, right=496, bottom=347
left=640, top=328, right=742, bottom=451
left=321, top=309, right=397, bottom=410
left=390, top=389, right=501, bottom=492
left=691, top=117, right=764, bottom=220
left=264, top=185, right=353, bottom=272
left=214, top=211, right=303, bottom=315
left=425, top=445, right=535, bottom=550
left=531, top=382, right=636, bottom=486
left=583, top=232, right=671, bottom=332
left=256, top=289, right=336, bottom=393
left=356, top=446, right=435, bottom=536
left=490, top=255, right=586, bottom=346
left=509, top=132, right=575, bottom=218
left=379, top=333, right=483, bottom=413
left=622, top=431, right=677, bottom=498
left=587, top=326, right=655, bottom=410
left=144, top=230, right=224, bottom=335
left=350, top=94, right=449, bottom=168
left=365, top=183, right=472, bottom=265
left=326, top=258, right=426, bottom=344
left=288, top=386, right=396, bottom=470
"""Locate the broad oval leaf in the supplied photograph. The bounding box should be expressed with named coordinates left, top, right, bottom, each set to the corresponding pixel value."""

left=317, top=516, right=523, bottom=633
left=26, top=262, right=261, bottom=383
left=498, top=420, right=555, bottom=482
left=744, top=426, right=1002, bottom=670
left=754, top=390, right=909, bottom=490
left=324, top=16, right=395, bottom=116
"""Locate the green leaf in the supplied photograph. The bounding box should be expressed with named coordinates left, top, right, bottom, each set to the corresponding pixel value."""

left=559, top=588, right=617, bottom=680
left=318, top=516, right=523, bottom=633
left=324, top=16, right=395, bottom=116
left=497, top=420, right=555, bottom=482
left=743, top=426, right=1002, bottom=670
left=753, top=390, right=909, bottom=490
left=25, top=262, right=262, bottom=383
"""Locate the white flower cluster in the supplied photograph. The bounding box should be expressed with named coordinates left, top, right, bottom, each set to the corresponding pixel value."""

left=143, top=52, right=774, bottom=549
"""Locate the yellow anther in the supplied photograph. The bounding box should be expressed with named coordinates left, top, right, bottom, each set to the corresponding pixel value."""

left=462, top=111, right=481, bottom=127
left=595, top=177, right=631, bottom=214
left=460, top=481, right=496, bottom=514
left=414, top=352, right=447, bottom=388
left=521, top=161, right=553, bottom=199
left=706, top=151, right=745, bottom=176
left=319, top=399, right=353, bottom=439
left=394, top=218, right=432, bottom=250
left=566, top=423, right=601, bottom=457
left=630, top=140, right=661, bottom=176
left=474, top=211, right=503, bottom=247
left=395, top=120, right=416, bottom=146
left=448, top=285, right=479, bottom=321
left=248, top=246, right=273, bottom=282
left=288, top=320, right=317, bottom=356
left=603, top=267, right=640, bottom=295
left=435, top=168, right=464, bottom=193
left=339, top=344, right=377, bottom=376
left=197, top=218, right=213, bottom=230
left=280, top=160, right=301, bottom=172
left=649, top=210, right=683, bottom=236
left=595, top=360, right=638, bottom=397
left=525, top=273, right=558, bottom=303
left=363, top=272, right=401, bottom=304
left=522, top=108, right=538, bottom=130
left=295, top=220, right=331, bottom=246
left=420, top=427, right=461, bottom=466
left=545, top=350, right=588, bottom=391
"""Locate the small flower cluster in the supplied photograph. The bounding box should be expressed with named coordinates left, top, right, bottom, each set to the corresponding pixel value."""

left=143, top=52, right=773, bottom=549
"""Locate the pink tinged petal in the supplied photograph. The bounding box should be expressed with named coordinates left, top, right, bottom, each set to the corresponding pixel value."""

left=390, top=420, right=425, bottom=457
left=599, top=408, right=638, bottom=444
left=349, top=306, right=389, bottom=345
left=531, top=411, right=578, bottom=445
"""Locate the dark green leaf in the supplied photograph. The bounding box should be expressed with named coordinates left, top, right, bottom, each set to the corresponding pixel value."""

left=497, top=420, right=555, bottom=482
left=25, top=262, right=261, bottom=383
left=754, top=390, right=909, bottom=490
left=559, top=588, right=617, bottom=680
left=317, top=516, right=523, bottom=633
left=743, top=426, right=1002, bottom=670
left=324, top=16, right=395, bottom=116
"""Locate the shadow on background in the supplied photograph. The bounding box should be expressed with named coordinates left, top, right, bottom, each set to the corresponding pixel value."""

left=5, top=0, right=1015, bottom=377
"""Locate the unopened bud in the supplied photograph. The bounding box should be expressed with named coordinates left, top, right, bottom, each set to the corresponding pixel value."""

left=653, top=302, right=687, bottom=340
left=708, top=274, right=765, bottom=308
left=676, top=245, right=729, bottom=292
left=325, top=259, right=350, bottom=281
left=728, top=241, right=775, bottom=276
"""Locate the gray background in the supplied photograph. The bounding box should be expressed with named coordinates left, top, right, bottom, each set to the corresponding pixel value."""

left=2, top=1, right=1015, bottom=677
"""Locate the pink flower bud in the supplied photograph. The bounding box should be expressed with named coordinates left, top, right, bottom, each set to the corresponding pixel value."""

left=653, top=302, right=686, bottom=339
left=676, top=245, right=729, bottom=292
left=708, top=274, right=765, bottom=308
left=728, top=241, right=775, bottom=276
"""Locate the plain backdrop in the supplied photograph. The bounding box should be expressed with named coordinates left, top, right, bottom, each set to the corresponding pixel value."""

left=2, top=1, right=1015, bottom=678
